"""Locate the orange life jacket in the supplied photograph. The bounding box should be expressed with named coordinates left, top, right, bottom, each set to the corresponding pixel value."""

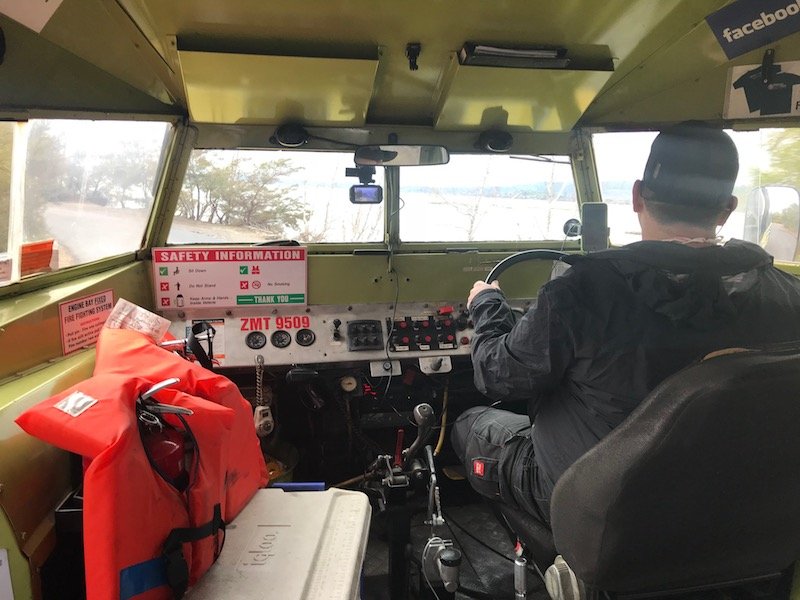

left=16, top=374, right=232, bottom=600
left=93, top=327, right=268, bottom=520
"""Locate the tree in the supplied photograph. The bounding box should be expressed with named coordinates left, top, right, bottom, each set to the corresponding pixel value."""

left=24, top=122, right=70, bottom=241
left=178, top=152, right=310, bottom=236
left=82, top=143, right=159, bottom=208
left=755, top=129, right=800, bottom=188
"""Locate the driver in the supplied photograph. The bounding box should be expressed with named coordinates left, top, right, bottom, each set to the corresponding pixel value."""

left=452, top=122, right=800, bottom=524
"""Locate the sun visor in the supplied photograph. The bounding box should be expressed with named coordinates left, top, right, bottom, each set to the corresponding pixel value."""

left=434, top=54, right=614, bottom=132
left=178, top=50, right=379, bottom=125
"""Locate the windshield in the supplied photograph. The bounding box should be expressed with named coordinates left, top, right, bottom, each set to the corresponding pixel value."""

left=399, top=154, right=577, bottom=242
left=168, top=149, right=384, bottom=245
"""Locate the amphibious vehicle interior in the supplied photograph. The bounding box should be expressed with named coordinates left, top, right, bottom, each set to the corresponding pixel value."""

left=2, top=1, right=800, bottom=600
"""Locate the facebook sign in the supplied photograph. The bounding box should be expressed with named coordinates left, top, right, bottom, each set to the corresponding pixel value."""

left=706, top=0, right=800, bottom=59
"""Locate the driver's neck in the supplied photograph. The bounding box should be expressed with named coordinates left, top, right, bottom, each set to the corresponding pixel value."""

left=641, top=220, right=717, bottom=246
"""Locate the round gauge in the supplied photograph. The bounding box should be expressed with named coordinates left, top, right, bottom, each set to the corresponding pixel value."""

left=340, top=375, right=358, bottom=393
left=245, top=331, right=267, bottom=350
left=271, top=330, right=292, bottom=349
left=296, top=328, right=316, bottom=347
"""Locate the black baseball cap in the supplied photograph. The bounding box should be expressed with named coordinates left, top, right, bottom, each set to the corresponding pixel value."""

left=641, top=122, right=739, bottom=207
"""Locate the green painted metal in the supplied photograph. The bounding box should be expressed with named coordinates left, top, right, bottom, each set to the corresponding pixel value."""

left=142, top=122, right=196, bottom=249
left=0, top=263, right=153, bottom=383
left=179, top=51, right=379, bottom=126
left=7, top=0, right=797, bottom=134
left=0, top=350, right=96, bottom=600
left=307, top=252, right=558, bottom=305
left=0, top=13, right=179, bottom=115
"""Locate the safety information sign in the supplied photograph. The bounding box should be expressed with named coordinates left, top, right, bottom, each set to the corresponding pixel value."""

left=152, top=247, right=308, bottom=310
left=724, top=60, right=800, bottom=118
left=59, top=289, right=115, bottom=355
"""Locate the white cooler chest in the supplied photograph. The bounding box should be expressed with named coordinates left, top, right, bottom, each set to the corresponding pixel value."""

left=187, top=488, right=371, bottom=600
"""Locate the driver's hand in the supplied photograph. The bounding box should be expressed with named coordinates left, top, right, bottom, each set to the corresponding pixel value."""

left=468, top=280, right=501, bottom=309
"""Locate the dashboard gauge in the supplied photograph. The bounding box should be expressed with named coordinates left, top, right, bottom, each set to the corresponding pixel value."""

left=245, top=331, right=267, bottom=350
left=296, top=328, right=316, bottom=347
left=340, top=375, right=358, bottom=393
left=271, top=330, right=292, bottom=349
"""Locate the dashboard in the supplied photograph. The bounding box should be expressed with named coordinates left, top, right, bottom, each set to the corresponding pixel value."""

left=166, top=301, right=477, bottom=375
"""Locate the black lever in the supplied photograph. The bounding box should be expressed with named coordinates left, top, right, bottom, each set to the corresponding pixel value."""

left=403, top=403, right=436, bottom=469
left=286, top=366, right=319, bottom=383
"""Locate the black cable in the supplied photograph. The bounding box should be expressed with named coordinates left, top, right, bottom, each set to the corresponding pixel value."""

left=444, top=511, right=516, bottom=565
left=509, top=155, right=571, bottom=165
left=441, top=519, right=499, bottom=600
left=308, top=133, right=358, bottom=148
left=446, top=510, right=549, bottom=586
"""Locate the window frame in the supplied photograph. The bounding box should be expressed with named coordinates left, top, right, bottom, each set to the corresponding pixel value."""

left=0, top=113, right=180, bottom=299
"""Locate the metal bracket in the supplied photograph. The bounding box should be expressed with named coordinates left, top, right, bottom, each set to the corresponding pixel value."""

left=761, top=48, right=776, bottom=85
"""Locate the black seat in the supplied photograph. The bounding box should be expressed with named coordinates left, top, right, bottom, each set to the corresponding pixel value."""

left=542, top=345, right=800, bottom=597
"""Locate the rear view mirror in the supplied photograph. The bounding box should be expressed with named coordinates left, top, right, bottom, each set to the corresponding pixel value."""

left=354, top=145, right=449, bottom=167
left=744, top=186, right=800, bottom=261
left=350, top=184, right=383, bottom=204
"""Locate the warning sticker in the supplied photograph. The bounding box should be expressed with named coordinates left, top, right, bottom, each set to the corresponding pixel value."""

left=59, top=290, right=115, bottom=355
left=55, top=391, right=99, bottom=417
left=152, top=247, right=308, bottom=311
left=724, top=60, right=800, bottom=118
left=0, top=548, right=13, bottom=600
left=0, top=0, right=65, bottom=33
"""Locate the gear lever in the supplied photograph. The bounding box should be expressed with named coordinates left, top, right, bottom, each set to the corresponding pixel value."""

left=403, top=403, right=435, bottom=469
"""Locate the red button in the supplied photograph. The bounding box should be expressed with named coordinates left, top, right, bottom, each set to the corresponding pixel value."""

left=401, top=336, right=410, bottom=345
left=399, top=321, right=408, bottom=329
left=460, top=336, right=470, bottom=345
left=424, top=335, right=432, bottom=343
left=447, top=335, right=455, bottom=342
left=444, top=319, right=452, bottom=327
left=472, top=459, right=485, bottom=477
left=438, top=306, right=454, bottom=316
left=422, top=320, right=430, bottom=328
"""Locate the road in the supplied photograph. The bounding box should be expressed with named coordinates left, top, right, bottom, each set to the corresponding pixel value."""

left=44, top=204, right=230, bottom=266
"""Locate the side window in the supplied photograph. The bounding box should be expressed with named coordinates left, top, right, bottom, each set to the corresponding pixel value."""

left=592, top=128, right=800, bottom=262
left=1, top=119, right=171, bottom=286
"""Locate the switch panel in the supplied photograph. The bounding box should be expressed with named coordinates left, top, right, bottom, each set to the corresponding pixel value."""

left=388, top=315, right=459, bottom=352
left=347, top=319, right=384, bottom=351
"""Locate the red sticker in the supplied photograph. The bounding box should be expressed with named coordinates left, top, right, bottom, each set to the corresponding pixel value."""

left=472, top=459, right=485, bottom=477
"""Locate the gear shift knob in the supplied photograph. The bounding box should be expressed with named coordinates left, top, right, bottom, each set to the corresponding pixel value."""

left=413, top=403, right=434, bottom=428
left=403, top=403, right=436, bottom=469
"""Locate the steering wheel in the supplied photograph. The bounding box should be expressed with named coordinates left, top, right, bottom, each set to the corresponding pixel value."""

left=484, top=249, right=573, bottom=284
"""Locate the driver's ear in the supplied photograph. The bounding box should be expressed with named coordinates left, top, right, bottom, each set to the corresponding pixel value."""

left=632, top=180, right=645, bottom=213
left=716, top=195, right=738, bottom=226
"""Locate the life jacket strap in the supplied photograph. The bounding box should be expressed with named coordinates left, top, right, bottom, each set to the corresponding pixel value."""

left=188, top=321, right=215, bottom=370
left=162, top=504, right=226, bottom=599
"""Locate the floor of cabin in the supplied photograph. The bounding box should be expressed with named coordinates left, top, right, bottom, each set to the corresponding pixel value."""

left=361, top=476, right=549, bottom=600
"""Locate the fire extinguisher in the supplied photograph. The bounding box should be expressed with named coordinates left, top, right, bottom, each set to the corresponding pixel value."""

left=136, top=378, right=196, bottom=491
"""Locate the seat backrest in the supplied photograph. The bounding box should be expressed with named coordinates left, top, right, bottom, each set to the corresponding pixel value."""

left=550, top=344, right=800, bottom=594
